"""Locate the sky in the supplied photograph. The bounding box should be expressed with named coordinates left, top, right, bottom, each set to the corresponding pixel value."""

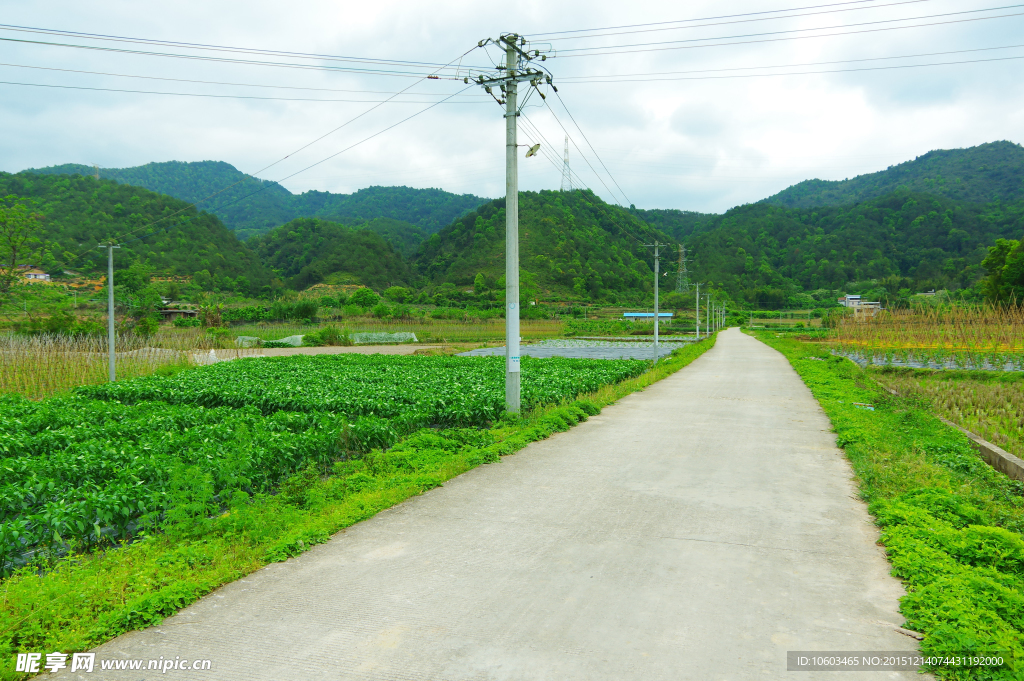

left=1, top=0, right=1022, bottom=214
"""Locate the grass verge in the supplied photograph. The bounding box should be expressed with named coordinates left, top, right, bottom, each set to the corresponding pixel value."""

left=0, top=334, right=717, bottom=680
left=751, top=330, right=1024, bottom=680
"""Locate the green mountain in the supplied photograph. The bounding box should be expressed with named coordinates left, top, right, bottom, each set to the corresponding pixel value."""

left=763, top=140, right=1024, bottom=209
left=0, top=172, right=269, bottom=291
left=413, top=190, right=673, bottom=301
left=248, top=218, right=411, bottom=291
left=21, top=161, right=488, bottom=241
left=353, top=217, right=426, bottom=258
left=683, top=191, right=1024, bottom=307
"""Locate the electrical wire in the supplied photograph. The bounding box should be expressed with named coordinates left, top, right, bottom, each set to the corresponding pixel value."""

left=555, top=8, right=1024, bottom=57
left=0, top=79, right=488, bottom=103
left=0, top=61, right=490, bottom=96
left=514, top=113, right=653, bottom=247
left=559, top=54, right=1024, bottom=83
left=0, top=36, right=467, bottom=79
left=537, top=0, right=935, bottom=41
left=63, top=48, right=481, bottom=261
left=528, top=0, right=883, bottom=37
left=0, top=23, right=491, bottom=72
left=559, top=43, right=1024, bottom=81
left=206, top=84, right=477, bottom=218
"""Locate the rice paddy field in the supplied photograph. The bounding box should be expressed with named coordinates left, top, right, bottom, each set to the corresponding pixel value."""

left=872, top=368, right=1024, bottom=461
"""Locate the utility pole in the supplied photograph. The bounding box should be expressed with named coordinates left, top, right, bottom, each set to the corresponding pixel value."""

left=561, top=135, right=572, bottom=192
left=695, top=282, right=700, bottom=340
left=675, top=244, right=690, bottom=293
left=645, top=241, right=662, bottom=362
left=99, top=243, right=120, bottom=381
left=471, top=34, right=551, bottom=413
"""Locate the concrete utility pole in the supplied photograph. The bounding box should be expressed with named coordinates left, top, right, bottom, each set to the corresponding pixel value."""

left=99, top=243, right=120, bottom=381
left=645, top=241, right=662, bottom=362
left=695, top=282, right=700, bottom=340
left=471, top=33, right=551, bottom=413
left=504, top=39, right=521, bottom=411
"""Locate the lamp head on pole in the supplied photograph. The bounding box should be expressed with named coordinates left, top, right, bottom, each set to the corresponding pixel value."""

left=525, top=143, right=541, bottom=158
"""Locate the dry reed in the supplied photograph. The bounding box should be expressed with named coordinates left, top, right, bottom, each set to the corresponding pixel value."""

left=830, top=304, right=1024, bottom=369
left=0, top=330, right=255, bottom=399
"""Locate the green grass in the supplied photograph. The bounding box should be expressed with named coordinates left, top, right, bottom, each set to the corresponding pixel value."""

left=0, top=335, right=718, bottom=680
left=751, top=330, right=1024, bottom=680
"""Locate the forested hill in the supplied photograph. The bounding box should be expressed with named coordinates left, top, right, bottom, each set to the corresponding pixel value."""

left=762, top=141, right=1024, bottom=209
left=249, top=218, right=411, bottom=291
left=684, top=191, right=1024, bottom=307
left=413, top=190, right=674, bottom=302
left=0, top=172, right=269, bottom=291
left=21, top=160, right=488, bottom=241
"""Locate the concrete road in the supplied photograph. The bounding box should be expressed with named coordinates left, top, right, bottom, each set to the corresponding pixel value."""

left=73, top=328, right=922, bottom=680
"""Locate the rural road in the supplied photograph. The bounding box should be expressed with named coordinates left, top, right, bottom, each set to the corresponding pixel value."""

left=72, top=327, right=923, bottom=680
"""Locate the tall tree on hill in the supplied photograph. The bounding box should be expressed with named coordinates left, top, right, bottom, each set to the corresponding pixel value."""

left=0, top=195, right=42, bottom=302
left=982, top=237, right=1024, bottom=304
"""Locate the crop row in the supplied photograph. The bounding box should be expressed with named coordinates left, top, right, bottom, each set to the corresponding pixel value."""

left=76, top=354, right=648, bottom=425
left=2, top=354, right=648, bottom=575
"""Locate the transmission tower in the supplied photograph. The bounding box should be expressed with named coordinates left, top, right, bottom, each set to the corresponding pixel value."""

left=675, top=244, right=691, bottom=293
left=560, top=136, right=572, bottom=192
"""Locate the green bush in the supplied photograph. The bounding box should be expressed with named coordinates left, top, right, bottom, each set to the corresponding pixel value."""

left=348, top=287, right=379, bottom=308
left=302, top=326, right=352, bottom=347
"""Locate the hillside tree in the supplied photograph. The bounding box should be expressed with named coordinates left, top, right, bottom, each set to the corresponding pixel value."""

left=0, top=195, right=43, bottom=302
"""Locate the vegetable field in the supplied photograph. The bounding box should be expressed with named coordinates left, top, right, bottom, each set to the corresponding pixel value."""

left=1, top=354, right=647, bottom=575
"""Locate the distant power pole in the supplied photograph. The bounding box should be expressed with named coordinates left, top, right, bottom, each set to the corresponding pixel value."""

left=98, top=243, right=120, bottom=381
left=675, top=244, right=690, bottom=293
left=561, top=136, right=572, bottom=192
left=695, top=282, right=700, bottom=339
left=646, top=241, right=663, bottom=361
left=471, top=33, right=552, bottom=413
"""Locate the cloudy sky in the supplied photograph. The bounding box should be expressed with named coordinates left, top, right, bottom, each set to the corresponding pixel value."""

left=1, top=0, right=1021, bottom=214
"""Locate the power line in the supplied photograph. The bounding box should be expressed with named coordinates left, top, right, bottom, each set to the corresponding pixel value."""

left=0, top=61, right=491, bottom=96
left=528, top=0, right=884, bottom=37
left=538, top=0, right=935, bottom=41
left=0, top=78, right=483, bottom=102
left=554, top=9, right=1024, bottom=58
left=558, top=54, right=1024, bottom=83
left=63, top=48, right=480, bottom=261
left=558, top=43, right=1024, bottom=81
left=549, top=93, right=634, bottom=208
left=0, top=23, right=491, bottom=71
left=0, top=36, right=468, bottom=79
left=0, top=78, right=487, bottom=102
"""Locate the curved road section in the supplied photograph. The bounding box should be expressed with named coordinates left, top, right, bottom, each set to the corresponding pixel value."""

left=72, top=328, right=922, bottom=680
